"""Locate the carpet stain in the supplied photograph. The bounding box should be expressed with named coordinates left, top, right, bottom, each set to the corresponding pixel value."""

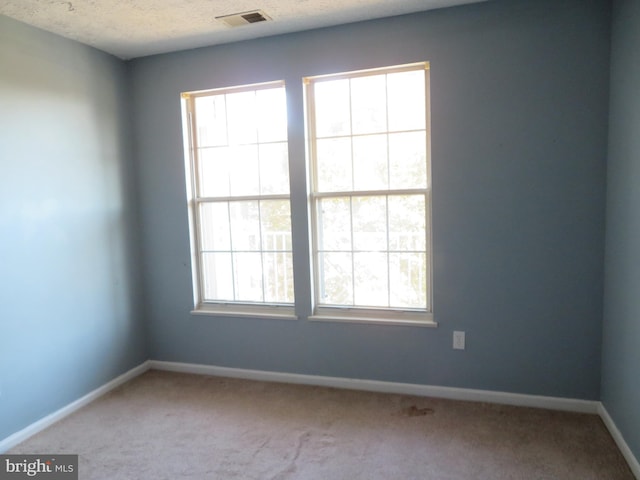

left=401, top=405, right=435, bottom=417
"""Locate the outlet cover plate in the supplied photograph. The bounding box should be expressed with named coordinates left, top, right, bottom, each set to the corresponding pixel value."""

left=453, top=331, right=465, bottom=350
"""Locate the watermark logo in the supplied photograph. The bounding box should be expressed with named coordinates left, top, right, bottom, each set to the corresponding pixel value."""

left=0, top=455, right=77, bottom=479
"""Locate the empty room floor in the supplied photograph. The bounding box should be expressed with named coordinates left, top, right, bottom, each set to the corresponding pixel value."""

left=10, top=370, right=634, bottom=479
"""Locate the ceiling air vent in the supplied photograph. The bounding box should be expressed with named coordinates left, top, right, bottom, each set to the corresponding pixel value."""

left=216, top=10, right=272, bottom=28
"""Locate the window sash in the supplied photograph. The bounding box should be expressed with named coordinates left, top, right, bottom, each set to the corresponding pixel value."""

left=194, top=198, right=294, bottom=306
left=311, top=191, right=431, bottom=312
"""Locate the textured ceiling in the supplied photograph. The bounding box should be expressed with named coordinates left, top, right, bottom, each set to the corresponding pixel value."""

left=0, top=0, right=486, bottom=59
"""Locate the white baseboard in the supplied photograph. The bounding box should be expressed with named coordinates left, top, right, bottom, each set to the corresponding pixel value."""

left=0, top=361, right=150, bottom=454
left=598, top=404, right=640, bottom=479
left=149, top=360, right=599, bottom=414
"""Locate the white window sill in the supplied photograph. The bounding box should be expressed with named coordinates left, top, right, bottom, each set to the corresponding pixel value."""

left=308, top=311, right=437, bottom=328
left=191, top=303, right=298, bottom=320
left=190, top=304, right=436, bottom=327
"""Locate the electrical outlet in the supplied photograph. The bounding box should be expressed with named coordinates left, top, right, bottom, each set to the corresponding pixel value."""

left=453, top=331, right=465, bottom=350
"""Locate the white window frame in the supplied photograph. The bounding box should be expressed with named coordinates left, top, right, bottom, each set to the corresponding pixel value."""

left=181, top=81, right=297, bottom=319
left=304, top=63, right=435, bottom=327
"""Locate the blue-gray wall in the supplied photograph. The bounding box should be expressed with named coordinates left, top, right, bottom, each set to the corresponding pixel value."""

left=602, top=0, right=640, bottom=462
left=130, top=0, right=610, bottom=399
left=0, top=16, right=146, bottom=441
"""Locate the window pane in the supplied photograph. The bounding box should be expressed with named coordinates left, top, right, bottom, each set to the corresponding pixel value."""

left=233, top=252, right=263, bottom=302
left=229, top=201, right=261, bottom=251
left=259, top=143, right=289, bottom=194
left=387, top=70, right=426, bottom=132
left=316, top=138, right=352, bottom=192
left=353, top=134, right=388, bottom=191
left=351, top=74, right=387, bottom=135
left=388, top=195, right=426, bottom=251
left=389, top=253, right=427, bottom=308
left=353, top=196, right=387, bottom=252
left=226, top=91, right=257, bottom=145
left=389, top=132, right=427, bottom=189
left=317, top=197, right=352, bottom=251
left=199, top=203, right=231, bottom=251
left=314, top=79, right=351, bottom=138
left=228, top=145, right=260, bottom=196
left=256, top=87, right=288, bottom=143
left=319, top=252, right=353, bottom=305
left=195, top=95, right=227, bottom=147
left=354, top=252, right=388, bottom=307
left=201, top=252, right=234, bottom=301
left=199, top=147, right=231, bottom=197
left=264, top=252, right=294, bottom=303
left=260, top=200, right=292, bottom=251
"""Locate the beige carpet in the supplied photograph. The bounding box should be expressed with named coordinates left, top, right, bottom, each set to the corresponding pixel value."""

left=10, top=370, right=634, bottom=479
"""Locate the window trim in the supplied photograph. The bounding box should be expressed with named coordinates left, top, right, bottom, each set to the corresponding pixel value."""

left=191, top=302, right=298, bottom=320
left=309, top=307, right=435, bottom=327
left=304, top=62, right=435, bottom=326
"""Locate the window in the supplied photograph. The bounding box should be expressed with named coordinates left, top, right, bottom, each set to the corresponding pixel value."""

left=182, top=81, right=295, bottom=318
left=182, top=63, right=433, bottom=326
left=305, top=63, right=433, bottom=324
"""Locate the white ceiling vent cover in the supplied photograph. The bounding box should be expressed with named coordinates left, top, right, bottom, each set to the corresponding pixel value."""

left=216, top=10, right=273, bottom=28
